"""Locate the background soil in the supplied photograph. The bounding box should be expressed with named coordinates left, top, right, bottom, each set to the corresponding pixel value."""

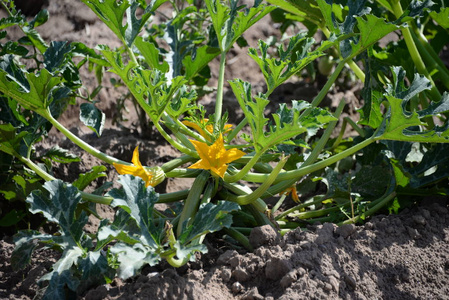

left=1, top=1, right=449, bottom=299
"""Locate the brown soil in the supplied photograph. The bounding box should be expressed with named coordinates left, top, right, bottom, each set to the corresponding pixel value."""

left=1, top=1, right=449, bottom=299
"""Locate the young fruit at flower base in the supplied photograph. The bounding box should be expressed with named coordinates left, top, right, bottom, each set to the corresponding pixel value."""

left=113, top=146, right=165, bottom=187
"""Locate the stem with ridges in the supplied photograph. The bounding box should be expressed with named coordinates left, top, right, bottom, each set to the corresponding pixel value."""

left=42, top=109, right=129, bottom=166
left=390, top=0, right=441, bottom=101
left=214, top=51, right=227, bottom=130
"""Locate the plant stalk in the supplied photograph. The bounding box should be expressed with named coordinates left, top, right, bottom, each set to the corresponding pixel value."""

left=214, top=51, right=227, bottom=130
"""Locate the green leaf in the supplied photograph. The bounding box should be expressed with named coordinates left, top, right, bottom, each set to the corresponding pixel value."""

left=376, top=69, right=449, bottom=143
left=39, top=247, right=83, bottom=298
left=42, top=145, right=80, bottom=163
left=101, top=47, right=187, bottom=122
left=109, top=242, right=160, bottom=279
left=179, top=201, right=239, bottom=244
left=166, top=86, right=197, bottom=117
left=230, top=80, right=336, bottom=152
left=44, top=41, right=74, bottom=73
left=11, top=230, right=55, bottom=270
left=264, top=0, right=323, bottom=26
left=350, top=14, right=400, bottom=58
left=0, top=41, right=28, bottom=56
left=0, top=15, right=23, bottom=30
left=82, top=0, right=164, bottom=46
left=135, top=36, right=169, bottom=73
left=29, top=9, right=49, bottom=28
left=78, top=251, right=115, bottom=292
left=430, top=7, right=449, bottom=29
left=182, top=45, right=220, bottom=80
left=71, top=42, right=109, bottom=67
left=205, top=0, right=276, bottom=52
left=26, top=180, right=84, bottom=238
left=81, top=0, right=130, bottom=45
left=80, top=102, right=105, bottom=136
left=0, top=123, right=28, bottom=156
left=0, top=66, right=62, bottom=111
left=107, top=175, right=160, bottom=248
left=73, top=165, right=107, bottom=191
left=248, top=33, right=325, bottom=95
left=22, top=25, right=48, bottom=53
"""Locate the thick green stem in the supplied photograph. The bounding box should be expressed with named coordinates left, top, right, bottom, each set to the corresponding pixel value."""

left=42, top=109, right=128, bottom=166
left=17, top=155, right=113, bottom=204
left=224, top=151, right=263, bottom=183
left=221, top=156, right=287, bottom=205
left=177, top=170, right=209, bottom=236
left=303, top=99, right=345, bottom=166
left=390, top=0, right=441, bottom=101
left=410, top=30, right=449, bottom=91
left=223, top=228, right=253, bottom=251
left=161, top=155, right=195, bottom=173
left=153, top=121, right=198, bottom=157
left=214, top=51, right=227, bottom=130
left=321, top=27, right=365, bottom=83
left=227, top=117, right=247, bottom=142
left=158, top=189, right=190, bottom=203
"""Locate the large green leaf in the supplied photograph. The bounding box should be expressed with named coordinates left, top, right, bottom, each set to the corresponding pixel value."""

left=101, top=47, right=187, bottom=122
left=135, top=36, right=169, bottom=73
left=0, top=66, right=62, bottom=111
left=11, top=230, right=55, bottom=270
left=78, top=251, right=115, bottom=292
left=109, top=242, right=160, bottom=279
left=107, top=175, right=161, bottom=248
left=230, top=80, right=336, bottom=152
left=182, top=45, right=220, bottom=80
left=248, top=33, right=326, bottom=95
left=26, top=180, right=84, bottom=238
left=205, top=0, right=276, bottom=52
left=178, top=201, right=239, bottom=244
left=82, top=0, right=165, bottom=46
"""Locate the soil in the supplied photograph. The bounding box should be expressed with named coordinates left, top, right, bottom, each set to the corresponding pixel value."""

left=1, top=1, right=449, bottom=299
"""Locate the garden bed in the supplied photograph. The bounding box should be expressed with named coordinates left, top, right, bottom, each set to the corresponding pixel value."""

left=1, top=0, right=449, bottom=299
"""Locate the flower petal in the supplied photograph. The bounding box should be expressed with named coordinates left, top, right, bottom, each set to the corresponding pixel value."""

left=211, top=164, right=227, bottom=178
left=113, top=163, right=139, bottom=175
left=221, top=147, right=246, bottom=164
left=131, top=146, right=143, bottom=168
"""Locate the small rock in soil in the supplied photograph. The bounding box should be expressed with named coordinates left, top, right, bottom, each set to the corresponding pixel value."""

left=344, top=274, right=357, bottom=290
left=265, top=257, right=292, bottom=280
left=232, top=267, right=251, bottom=282
left=280, top=270, right=297, bottom=289
left=217, top=249, right=239, bottom=265
left=412, top=214, right=426, bottom=226
left=220, top=267, right=232, bottom=282
left=249, top=225, right=282, bottom=249
left=241, top=287, right=264, bottom=300
left=336, top=223, right=356, bottom=238
left=232, top=281, right=243, bottom=294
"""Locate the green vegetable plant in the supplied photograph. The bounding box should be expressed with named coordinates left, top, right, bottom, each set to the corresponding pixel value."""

left=0, top=0, right=448, bottom=298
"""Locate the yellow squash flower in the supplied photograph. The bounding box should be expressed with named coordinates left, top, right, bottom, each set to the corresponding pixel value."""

left=182, top=118, right=232, bottom=141
left=113, top=146, right=157, bottom=187
left=188, top=134, right=245, bottom=178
